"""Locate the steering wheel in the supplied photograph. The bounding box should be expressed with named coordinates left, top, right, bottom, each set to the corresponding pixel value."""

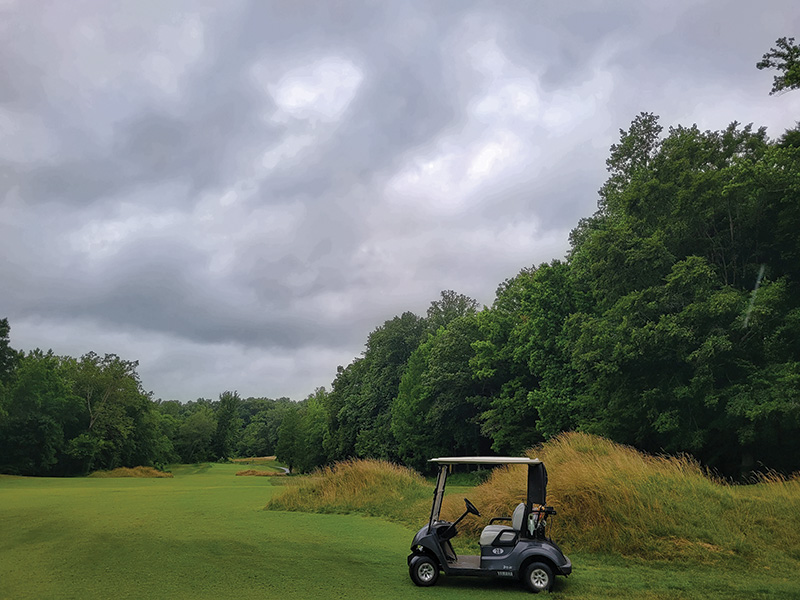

left=464, top=498, right=481, bottom=517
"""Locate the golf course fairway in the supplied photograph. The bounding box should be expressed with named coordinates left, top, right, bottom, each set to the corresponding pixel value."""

left=1, top=463, right=797, bottom=599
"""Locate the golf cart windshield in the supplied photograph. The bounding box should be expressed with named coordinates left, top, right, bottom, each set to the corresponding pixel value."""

left=426, top=457, right=547, bottom=531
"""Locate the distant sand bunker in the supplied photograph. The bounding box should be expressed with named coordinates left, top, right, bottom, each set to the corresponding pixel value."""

left=236, top=469, right=284, bottom=476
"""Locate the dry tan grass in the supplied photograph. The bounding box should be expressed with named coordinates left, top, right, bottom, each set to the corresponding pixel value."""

left=235, top=469, right=283, bottom=476
left=88, top=466, right=173, bottom=478
left=464, top=432, right=800, bottom=562
left=265, top=458, right=431, bottom=526
left=231, top=456, right=277, bottom=464
left=266, top=433, right=800, bottom=564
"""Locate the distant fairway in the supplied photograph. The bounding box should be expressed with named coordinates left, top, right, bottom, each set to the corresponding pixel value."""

left=1, top=463, right=508, bottom=600
left=2, top=461, right=799, bottom=599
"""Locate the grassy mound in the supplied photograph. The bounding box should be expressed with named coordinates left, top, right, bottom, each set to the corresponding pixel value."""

left=266, top=433, right=800, bottom=567
left=88, top=466, right=173, bottom=478
left=265, top=459, right=433, bottom=528
left=235, top=469, right=283, bottom=476
left=468, top=432, right=800, bottom=564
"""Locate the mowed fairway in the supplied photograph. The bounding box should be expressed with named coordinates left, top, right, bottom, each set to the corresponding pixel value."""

left=1, top=463, right=417, bottom=600
left=1, top=464, right=798, bottom=600
left=1, top=464, right=520, bottom=600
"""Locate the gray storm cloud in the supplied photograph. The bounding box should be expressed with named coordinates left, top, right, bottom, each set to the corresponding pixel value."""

left=1, top=0, right=798, bottom=401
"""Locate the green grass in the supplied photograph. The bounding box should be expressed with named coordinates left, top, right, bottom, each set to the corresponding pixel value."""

left=2, top=451, right=799, bottom=599
left=1, top=462, right=422, bottom=600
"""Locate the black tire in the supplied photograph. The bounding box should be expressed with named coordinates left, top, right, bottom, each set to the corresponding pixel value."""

left=523, top=561, right=554, bottom=593
left=409, top=555, right=439, bottom=587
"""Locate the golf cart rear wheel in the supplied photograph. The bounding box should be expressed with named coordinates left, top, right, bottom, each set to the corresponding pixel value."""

left=409, top=555, right=439, bottom=587
left=524, top=562, right=554, bottom=593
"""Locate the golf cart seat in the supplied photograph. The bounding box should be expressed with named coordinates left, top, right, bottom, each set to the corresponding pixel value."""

left=480, top=502, right=526, bottom=546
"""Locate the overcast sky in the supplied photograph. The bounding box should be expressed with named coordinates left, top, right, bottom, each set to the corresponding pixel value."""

left=1, top=1, right=798, bottom=402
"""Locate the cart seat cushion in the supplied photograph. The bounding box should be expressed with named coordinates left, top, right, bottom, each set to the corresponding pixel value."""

left=480, top=524, right=514, bottom=546
left=480, top=503, right=526, bottom=546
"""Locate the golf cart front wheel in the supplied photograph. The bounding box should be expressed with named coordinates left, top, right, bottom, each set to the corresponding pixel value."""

left=409, top=555, right=439, bottom=587
left=524, top=562, right=554, bottom=593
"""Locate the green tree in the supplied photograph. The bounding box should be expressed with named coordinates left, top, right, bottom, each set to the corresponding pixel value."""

left=64, top=352, right=157, bottom=472
left=213, top=390, right=241, bottom=460
left=237, top=398, right=293, bottom=458
left=0, top=318, right=20, bottom=386
left=295, top=388, right=328, bottom=473
left=176, top=403, right=217, bottom=463
left=326, top=311, right=427, bottom=462
left=323, top=358, right=367, bottom=462
left=757, top=36, right=800, bottom=95
left=276, top=403, right=301, bottom=473
left=471, top=262, right=580, bottom=453
left=426, top=289, right=481, bottom=332
left=563, top=113, right=800, bottom=475
left=0, top=318, right=15, bottom=423
left=0, top=350, right=81, bottom=475
left=390, top=341, right=431, bottom=469
left=392, top=314, right=488, bottom=471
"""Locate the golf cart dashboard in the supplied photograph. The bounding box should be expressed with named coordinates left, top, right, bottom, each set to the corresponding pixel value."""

left=432, top=520, right=457, bottom=540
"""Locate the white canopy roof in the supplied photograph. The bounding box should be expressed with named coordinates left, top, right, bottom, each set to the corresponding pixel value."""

left=429, top=456, right=541, bottom=465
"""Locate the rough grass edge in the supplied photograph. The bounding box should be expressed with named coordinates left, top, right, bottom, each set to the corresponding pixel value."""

left=236, top=469, right=284, bottom=476
left=88, top=466, right=173, bottom=478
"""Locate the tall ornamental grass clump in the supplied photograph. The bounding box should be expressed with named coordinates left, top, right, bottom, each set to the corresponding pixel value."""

left=468, top=432, right=800, bottom=565
left=265, top=459, right=433, bottom=528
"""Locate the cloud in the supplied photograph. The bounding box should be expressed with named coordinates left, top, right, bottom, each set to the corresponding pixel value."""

left=1, top=0, right=799, bottom=401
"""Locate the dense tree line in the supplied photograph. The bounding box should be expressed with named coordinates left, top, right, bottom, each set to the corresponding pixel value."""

left=0, top=323, right=295, bottom=475
left=281, top=114, right=800, bottom=477
left=0, top=330, right=173, bottom=476
left=279, top=50, right=800, bottom=476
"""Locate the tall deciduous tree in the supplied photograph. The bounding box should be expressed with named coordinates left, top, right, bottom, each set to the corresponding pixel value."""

left=564, top=113, right=800, bottom=475
left=63, top=352, right=158, bottom=473
left=392, top=314, right=487, bottom=470
left=213, top=390, right=241, bottom=460
left=296, top=388, right=328, bottom=473
left=0, top=350, right=82, bottom=475
left=757, top=36, right=800, bottom=95
left=471, top=262, right=580, bottom=453
left=276, top=403, right=301, bottom=474
left=0, top=318, right=20, bottom=386
left=176, top=403, right=217, bottom=463
left=237, top=398, right=293, bottom=458
left=327, top=311, right=427, bottom=461
left=426, top=290, right=481, bottom=333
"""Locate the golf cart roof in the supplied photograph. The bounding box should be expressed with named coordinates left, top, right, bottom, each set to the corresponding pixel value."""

left=425, top=456, right=548, bottom=529
left=429, top=456, right=541, bottom=465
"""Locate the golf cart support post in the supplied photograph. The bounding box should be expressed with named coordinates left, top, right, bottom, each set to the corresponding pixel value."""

left=408, top=456, right=572, bottom=593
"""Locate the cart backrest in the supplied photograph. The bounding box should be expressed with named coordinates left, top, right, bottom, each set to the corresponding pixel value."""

left=511, top=502, right=526, bottom=531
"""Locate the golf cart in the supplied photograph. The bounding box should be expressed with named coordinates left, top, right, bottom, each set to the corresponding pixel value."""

left=408, top=457, right=571, bottom=593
